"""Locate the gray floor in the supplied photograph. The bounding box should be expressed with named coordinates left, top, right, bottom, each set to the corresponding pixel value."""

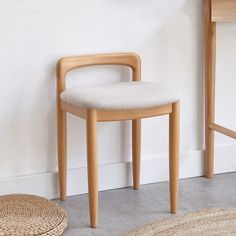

left=55, top=172, right=236, bottom=236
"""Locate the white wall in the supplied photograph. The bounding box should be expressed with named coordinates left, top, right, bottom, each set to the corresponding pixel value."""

left=0, top=0, right=236, bottom=198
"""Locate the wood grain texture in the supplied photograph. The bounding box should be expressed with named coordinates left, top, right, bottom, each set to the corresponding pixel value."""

left=57, top=64, right=67, bottom=201
left=57, top=52, right=141, bottom=83
left=86, top=110, right=98, bottom=228
left=132, top=119, right=141, bottom=190
left=205, top=0, right=216, bottom=178
left=97, top=104, right=172, bottom=122
left=212, top=0, right=236, bottom=22
left=60, top=102, right=172, bottom=122
left=169, top=102, right=180, bottom=214
left=57, top=108, right=67, bottom=201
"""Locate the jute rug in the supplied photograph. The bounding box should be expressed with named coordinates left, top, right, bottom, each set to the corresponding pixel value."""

left=0, top=194, right=68, bottom=236
left=124, top=208, right=236, bottom=236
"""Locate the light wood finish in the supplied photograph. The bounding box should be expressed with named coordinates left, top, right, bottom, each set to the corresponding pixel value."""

left=212, top=0, right=236, bottom=22
left=86, top=110, right=98, bottom=228
left=61, top=102, right=172, bottom=122
left=57, top=53, right=180, bottom=227
left=57, top=109, right=67, bottom=201
left=97, top=104, right=172, bottom=122
left=210, top=123, right=236, bottom=139
left=57, top=52, right=141, bottom=84
left=60, top=101, right=87, bottom=119
left=169, top=101, right=180, bottom=214
left=205, top=0, right=216, bottom=178
left=204, top=0, right=236, bottom=178
left=57, top=74, right=67, bottom=201
left=132, top=119, right=141, bottom=190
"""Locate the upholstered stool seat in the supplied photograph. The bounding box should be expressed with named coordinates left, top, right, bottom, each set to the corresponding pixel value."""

left=60, top=81, right=179, bottom=110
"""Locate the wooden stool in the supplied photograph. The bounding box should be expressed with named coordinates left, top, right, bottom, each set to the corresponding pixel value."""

left=204, top=0, right=236, bottom=178
left=56, top=53, right=180, bottom=228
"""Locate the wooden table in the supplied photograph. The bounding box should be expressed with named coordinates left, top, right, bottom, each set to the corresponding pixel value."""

left=204, top=0, right=236, bottom=178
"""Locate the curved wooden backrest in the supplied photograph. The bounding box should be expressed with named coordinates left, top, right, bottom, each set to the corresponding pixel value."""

left=212, top=0, right=236, bottom=22
left=57, top=53, right=141, bottom=95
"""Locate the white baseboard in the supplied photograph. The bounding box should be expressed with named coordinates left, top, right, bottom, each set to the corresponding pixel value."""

left=0, top=145, right=236, bottom=199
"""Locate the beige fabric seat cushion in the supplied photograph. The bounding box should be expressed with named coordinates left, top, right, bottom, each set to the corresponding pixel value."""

left=60, top=81, right=179, bottom=110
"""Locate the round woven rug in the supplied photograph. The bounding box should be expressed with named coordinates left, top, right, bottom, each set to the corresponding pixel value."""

left=124, top=208, right=236, bottom=236
left=0, top=194, right=68, bottom=236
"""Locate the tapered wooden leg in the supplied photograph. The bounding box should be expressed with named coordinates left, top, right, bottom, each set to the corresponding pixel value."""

left=57, top=108, right=67, bottom=201
left=169, top=101, right=180, bottom=214
left=132, top=119, right=141, bottom=190
left=86, top=110, right=98, bottom=228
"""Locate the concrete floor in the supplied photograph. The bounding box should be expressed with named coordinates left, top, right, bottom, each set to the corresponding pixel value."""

left=55, top=172, right=236, bottom=236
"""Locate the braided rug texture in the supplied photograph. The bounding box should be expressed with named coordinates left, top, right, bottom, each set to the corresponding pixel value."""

left=124, top=208, right=236, bottom=236
left=0, top=194, right=67, bottom=236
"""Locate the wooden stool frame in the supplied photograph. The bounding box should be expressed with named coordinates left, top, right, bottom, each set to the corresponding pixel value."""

left=56, top=53, right=180, bottom=227
left=205, top=0, right=236, bottom=178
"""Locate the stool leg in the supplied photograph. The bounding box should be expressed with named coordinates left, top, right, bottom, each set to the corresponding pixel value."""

left=86, top=110, right=98, bottom=228
left=57, top=108, right=67, bottom=201
left=132, top=119, right=141, bottom=190
left=169, top=101, right=180, bottom=214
